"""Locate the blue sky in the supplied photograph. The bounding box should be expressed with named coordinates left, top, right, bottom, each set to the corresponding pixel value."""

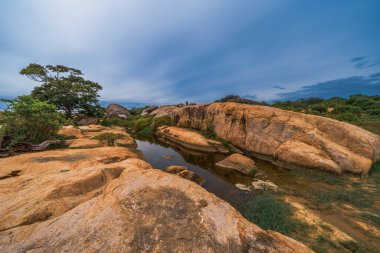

left=0, top=0, right=379, bottom=105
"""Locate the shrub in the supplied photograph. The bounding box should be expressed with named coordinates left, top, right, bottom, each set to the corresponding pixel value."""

left=0, top=96, right=63, bottom=144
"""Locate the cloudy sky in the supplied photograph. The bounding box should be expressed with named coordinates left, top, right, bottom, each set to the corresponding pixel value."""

left=0, top=0, right=379, bottom=105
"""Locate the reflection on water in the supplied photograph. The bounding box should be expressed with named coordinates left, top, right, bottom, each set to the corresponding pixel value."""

left=135, top=135, right=253, bottom=208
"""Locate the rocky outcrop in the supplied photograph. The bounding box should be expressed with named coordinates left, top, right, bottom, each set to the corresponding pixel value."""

left=0, top=151, right=312, bottom=252
left=105, top=103, right=130, bottom=118
left=156, top=126, right=230, bottom=153
left=216, top=153, right=257, bottom=175
left=150, top=105, right=181, bottom=117
left=141, top=106, right=158, bottom=116
left=152, top=102, right=380, bottom=174
left=61, top=125, right=136, bottom=148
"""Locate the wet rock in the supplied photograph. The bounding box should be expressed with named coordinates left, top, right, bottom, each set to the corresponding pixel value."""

left=164, top=165, right=204, bottom=185
left=216, top=153, right=257, bottom=175
left=156, top=126, right=229, bottom=153
left=152, top=102, right=380, bottom=174
left=164, top=165, right=187, bottom=174
left=162, top=155, right=174, bottom=159
left=177, top=170, right=205, bottom=185
left=251, top=180, right=278, bottom=191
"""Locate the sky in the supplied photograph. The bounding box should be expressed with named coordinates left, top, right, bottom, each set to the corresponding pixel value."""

left=0, top=0, right=379, bottom=106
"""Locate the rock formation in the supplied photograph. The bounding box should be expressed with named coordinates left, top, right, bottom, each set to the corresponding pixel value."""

left=105, top=103, right=130, bottom=118
left=216, top=153, right=257, bottom=175
left=0, top=148, right=313, bottom=252
left=156, top=126, right=230, bottom=153
left=150, top=102, right=380, bottom=174
left=141, top=105, right=158, bottom=116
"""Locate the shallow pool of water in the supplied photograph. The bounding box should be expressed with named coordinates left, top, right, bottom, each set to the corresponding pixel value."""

left=135, top=136, right=254, bottom=207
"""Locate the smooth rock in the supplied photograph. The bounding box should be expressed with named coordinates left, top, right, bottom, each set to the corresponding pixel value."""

left=0, top=157, right=313, bottom=252
left=216, top=153, right=257, bottom=175
left=151, top=102, right=380, bottom=174
left=156, top=126, right=229, bottom=153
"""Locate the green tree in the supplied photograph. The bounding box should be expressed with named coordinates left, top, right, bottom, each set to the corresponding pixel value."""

left=20, top=63, right=102, bottom=118
left=0, top=96, right=63, bottom=144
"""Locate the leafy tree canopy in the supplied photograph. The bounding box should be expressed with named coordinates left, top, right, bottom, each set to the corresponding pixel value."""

left=0, top=96, right=63, bottom=144
left=20, top=63, right=103, bottom=118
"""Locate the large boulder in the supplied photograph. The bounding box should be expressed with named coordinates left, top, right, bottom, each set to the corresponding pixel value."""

left=156, top=126, right=229, bottom=153
left=151, top=102, right=380, bottom=174
left=216, top=153, right=257, bottom=175
left=0, top=156, right=312, bottom=252
left=105, top=103, right=130, bottom=118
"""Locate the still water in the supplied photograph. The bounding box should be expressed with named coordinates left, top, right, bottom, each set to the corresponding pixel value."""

left=135, top=136, right=254, bottom=208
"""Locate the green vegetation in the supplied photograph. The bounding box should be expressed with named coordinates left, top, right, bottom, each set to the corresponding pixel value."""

left=240, top=192, right=308, bottom=236
left=93, top=132, right=126, bottom=146
left=272, top=95, right=380, bottom=134
left=20, top=63, right=103, bottom=118
left=101, top=115, right=175, bottom=137
left=0, top=96, right=63, bottom=144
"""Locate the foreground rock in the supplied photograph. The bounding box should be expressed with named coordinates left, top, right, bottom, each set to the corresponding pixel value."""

left=105, top=103, right=130, bottom=118
left=0, top=153, right=312, bottom=252
left=0, top=147, right=139, bottom=234
left=156, top=126, right=229, bottom=153
left=216, top=153, right=257, bottom=175
left=151, top=102, right=380, bottom=174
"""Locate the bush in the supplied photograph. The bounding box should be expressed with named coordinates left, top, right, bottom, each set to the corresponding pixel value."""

left=0, top=96, right=63, bottom=144
left=134, top=117, right=154, bottom=132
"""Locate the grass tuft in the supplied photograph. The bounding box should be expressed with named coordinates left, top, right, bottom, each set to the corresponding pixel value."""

left=240, top=192, right=308, bottom=236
